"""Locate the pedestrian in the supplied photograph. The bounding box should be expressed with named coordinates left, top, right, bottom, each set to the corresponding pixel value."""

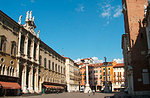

left=88, top=90, right=90, bottom=96
left=93, top=90, right=95, bottom=95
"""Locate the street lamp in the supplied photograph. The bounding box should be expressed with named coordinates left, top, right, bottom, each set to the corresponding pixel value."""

left=104, top=57, right=110, bottom=93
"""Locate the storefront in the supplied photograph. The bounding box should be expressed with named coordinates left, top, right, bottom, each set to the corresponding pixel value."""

left=0, top=75, right=21, bottom=96
left=42, top=82, right=66, bottom=94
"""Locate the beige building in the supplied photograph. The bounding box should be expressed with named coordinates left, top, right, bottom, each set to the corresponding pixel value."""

left=64, top=57, right=80, bottom=92
left=0, top=10, right=21, bottom=96
left=112, top=63, right=125, bottom=91
left=0, top=10, right=66, bottom=95
left=39, top=41, right=66, bottom=93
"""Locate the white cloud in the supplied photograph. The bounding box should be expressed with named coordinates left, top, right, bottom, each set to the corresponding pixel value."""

left=113, top=58, right=124, bottom=63
left=75, top=4, right=85, bottom=12
left=113, top=6, right=122, bottom=18
left=92, top=57, right=103, bottom=63
left=74, top=57, right=103, bottom=64
left=101, top=4, right=112, bottom=18
left=74, top=58, right=82, bottom=63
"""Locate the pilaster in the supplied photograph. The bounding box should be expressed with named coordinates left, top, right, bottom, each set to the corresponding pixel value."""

left=22, top=63, right=28, bottom=93
left=36, top=41, right=39, bottom=64
left=24, top=33, right=29, bottom=58
left=34, top=66, right=39, bottom=93
left=17, top=29, right=22, bottom=57
left=30, top=38, right=35, bottom=61
left=28, top=65, right=34, bottom=93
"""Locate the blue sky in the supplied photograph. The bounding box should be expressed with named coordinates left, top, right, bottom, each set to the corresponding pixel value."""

left=0, top=0, right=124, bottom=62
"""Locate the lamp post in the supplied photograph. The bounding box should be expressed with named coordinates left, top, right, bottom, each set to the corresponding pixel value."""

left=104, top=57, right=110, bottom=93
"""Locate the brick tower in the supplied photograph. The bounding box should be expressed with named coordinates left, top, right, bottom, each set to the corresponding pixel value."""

left=122, top=0, right=150, bottom=95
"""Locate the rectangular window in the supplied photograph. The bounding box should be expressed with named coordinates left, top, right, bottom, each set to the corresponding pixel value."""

left=109, top=76, right=111, bottom=81
left=48, top=60, right=51, bottom=70
left=52, top=62, right=54, bottom=71
left=39, top=56, right=42, bottom=65
left=55, top=64, right=57, bottom=72
left=44, top=58, right=47, bottom=68
left=103, top=72, right=105, bottom=75
left=142, top=72, right=149, bottom=84
left=103, top=77, right=105, bottom=81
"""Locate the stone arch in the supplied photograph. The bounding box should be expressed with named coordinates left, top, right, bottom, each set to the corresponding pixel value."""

left=7, top=66, right=9, bottom=75
left=0, top=35, right=7, bottom=52
left=2, top=65, right=5, bottom=75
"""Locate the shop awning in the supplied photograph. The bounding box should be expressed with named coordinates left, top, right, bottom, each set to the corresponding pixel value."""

left=44, top=85, right=64, bottom=89
left=0, top=81, right=21, bottom=89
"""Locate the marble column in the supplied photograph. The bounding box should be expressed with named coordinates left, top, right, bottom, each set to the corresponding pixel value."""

left=34, top=67, right=39, bottom=93
left=30, top=38, right=35, bottom=61
left=104, top=57, right=110, bottom=93
left=84, top=64, right=91, bottom=93
left=4, top=66, right=7, bottom=75
left=36, top=41, right=39, bottom=64
left=1, top=64, right=3, bottom=75
left=16, top=60, right=20, bottom=77
left=28, top=65, right=34, bottom=93
left=24, top=34, right=28, bottom=58
left=22, top=63, right=28, bottom=93
left=17, top=29, right=22, bottom=57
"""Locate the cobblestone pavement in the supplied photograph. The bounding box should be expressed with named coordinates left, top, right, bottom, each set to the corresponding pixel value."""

left=1, top=92, right=114, bottom=98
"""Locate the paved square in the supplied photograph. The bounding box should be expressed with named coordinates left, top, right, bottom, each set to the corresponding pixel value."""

left=2, top=92, right=114, bottom=98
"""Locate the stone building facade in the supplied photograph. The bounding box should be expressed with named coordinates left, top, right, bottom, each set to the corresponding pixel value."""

left=39, top=41, right=66, bottom=93
left=112, top=63, right=125, bottom=91
left=64, top=57, right=80, bottom=92
left=0, top=10, right=21, bottom=96
left=0, top=10, right=66, bottom=95
left=79, top=60, right=123, bottom=92
left=121, top=0, right=150, bottom=95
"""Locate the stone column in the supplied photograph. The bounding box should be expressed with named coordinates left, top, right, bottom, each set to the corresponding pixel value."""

left=34, top=67, right=39, bottom=93
left=36, top=41, right=40, bottom=64
left=16, top=60, right=20, bottom=77
left=30, top=38, right=35, bottom=61
left=4, top=66, right=7, bottom=75
left=104, top=57, right=109, bottom=93
left=84, top=64, right=91, bottom=93
left=22, top=63, right=28, bottom=93
left=17, top=29, right=22, bottom=57
left=28, top=65, right=34, bottom=93
left=24, top=34, right=28, bottom=58
left=1, top=64, right=3, bottom=75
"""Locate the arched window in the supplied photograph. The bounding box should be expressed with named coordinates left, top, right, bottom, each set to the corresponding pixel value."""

left=39, top=55, right=42, bottom=65
left=58, top=65, right=60, bottom=73
left=0, top=35, right=7, bottom=52
left=12, top=68, right=14, bottom=76
left=55, top=64, right=57, bottom=72
left=7, top=66, right=9, bottom=75
left=11, top=41, right=16, bottom=56
left=3, top=65, right=5, bottom=75
left=20, top=35, right=25, bottom=54
left=34, top=43, right=37, bottom=60
left=61, top=67, right=62, bottom=74
left=27, top=39, right=31, bottom=57
left=44, top=58, right=47, bottom=68
left=52, top=62, right=54, bottom=71
left=48, top=60, right=51, bottom=70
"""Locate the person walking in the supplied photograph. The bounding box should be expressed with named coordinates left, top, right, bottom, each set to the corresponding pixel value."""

left=88, top=90, right=90, bottom=96
left=93, top=90, right=95, bottom=95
